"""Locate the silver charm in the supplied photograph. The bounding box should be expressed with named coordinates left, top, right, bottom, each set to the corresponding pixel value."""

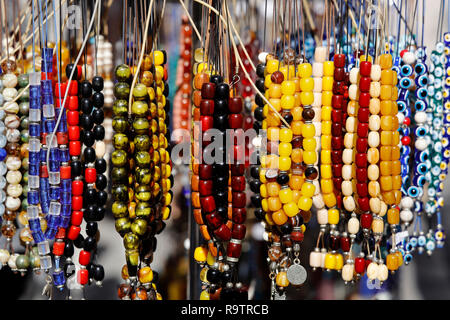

left=42, top=275, right=53, bottom=300
left=286, top=263, right=307, bottom=286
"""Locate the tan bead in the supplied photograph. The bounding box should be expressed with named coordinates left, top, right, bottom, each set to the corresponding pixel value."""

left=342, top=149, right=353, bottom=164
left=349, top=67, right=359, bottom=84
left=368, top=181, right=380, bottom=197
left=344, top=133, right=355, bottom=149
left=343, top=196, right=356, bottom=211
left=341, top=181, right=353, bottom=196
left=370, top=81, right=381, bottom=97
left=347, top=101, right=357, bottom=116
left=370, top=64, right=382, bottom=81
left=346, top=116, right=357, bottom=133
left=312, top=62, right=324, bottom=78
left=313, top=194, right=325, bottom=210
left=369, top=98, right=381, bottom=115
left=348, top=216, right=360, bottom=234
left=314, top=46, right=327, bottom=63
left=342, top=263, right=355, bottom=282
left=6, top=170, right=22, bottom=184
left=309, top=250, right=322, bottom=268
left=367, top=147, right=379, bottom=164
left=317, top=208, right=328, bottom=225
left=7, top=184, right=22, bottom=197
left=349, top=84, right=359, bottom=100
left=5, top=197, right=20, bottom=211
left=367, top=164, right=380, bottom=181
left=370, top=197, right=381, bottom=214
left=313, top=77, right=322, bottom=92
left=379, top=201, right=388, bottom=216
left=367, top=262, right=379, bottom=280
left=372, top=217, right=384, bottom=233
left=342, top=164, right=352, bottom=180
left=368, top=131, right=380, bottom=147
left=377, top=264, right=389, bottom=282
left=369, top=115, right=381, bottom=131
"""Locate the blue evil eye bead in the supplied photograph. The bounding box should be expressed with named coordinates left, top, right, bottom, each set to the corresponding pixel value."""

left=416, top=87, right=428, bottom=100
left=415, top=62, right=427, bottom=75
left=415, top=126, right=427, bottom=137
left=407, top=185, right=421, bottom=198
left=428, top=186, right=437, bottom=198
left=435, top=65, right=444, bottom=78
left=400, top=77, right=412, bottom=89
left=392, top=65, right=400, bottom=75
left=400, top=145, right=411, bottom=156
left=404, top=253, right=413, bottom=264
left=435, top=91, right=443, bottom=101
left=401, top=64, right=413, bottom=77
left=405, top=242, right=414, bottom=252
left=426, top=239, right=436, bottom=252
left=413, top=175, right=427, bottom=187
left=416, top=74, right=429, bottom=88
left=398, top=89, right=409, bottom=101
left=435, top=230, right=445, bottom=241
left=418, top=235, right=427, bottom=246
left=444, top=33, right=450, bottom=44
left=398, top=100, right=407, bottom=112
left=410, top=236, right=418, bottom=247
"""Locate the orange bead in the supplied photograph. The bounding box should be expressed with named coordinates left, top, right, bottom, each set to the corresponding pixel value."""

left=392, top=175, right=402, bottom=190
left=380, top=176, right=393, bottom=191
left=267, top=182, right=281, bottom=197
left=291, top=121, right=303, bottom=135
left=289, top=175, right=304, bottom=190
left=381, top=70, right=393, bottom=85
left=387, top=208, right=400, bottom=225
left=379, top=161, right=392, bottom=176
left=379, top=53, right=393, bottom=69
left=382, top=191, right=395, bottom=205
left=268, top=197, right=282, bottom=211
left=272, top=209, right=288, bottom=225
left=391, top=160, right=401, bottom=175
left=380, top=85, right=392, bottom=100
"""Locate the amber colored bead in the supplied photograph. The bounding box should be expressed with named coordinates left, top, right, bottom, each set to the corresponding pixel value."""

left=271, top=71, right=284, bottom=84
left=382, top=191, right=395, bottom=205
left=379, top=161, right=392, bottom=176
left=194, top=73, right=210, bottom=90
left=379, top=54, right=393, bottom=69
left=387, top=208, right=400, bottom=225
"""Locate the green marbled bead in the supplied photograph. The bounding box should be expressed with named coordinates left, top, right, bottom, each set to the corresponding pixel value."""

left=19, top=102, right=29, bottom=116
left=134, top=135, right=151, bottom=151
left=131, top=218, right=148, bottom=236
left=112, top=201, right=128, bottom=219
left=113, top=133, right=129, bottom=150
left=30, top=254, right=40, bottom=269
left=111, top=167, right=128, bottom=184
left=20, top=116, right=29, bottom=129
left=136, top=185, right=151, bottom=201
left=18, top=87, right=29, bottom=102
left=135, top=168, right=151, bottom=185
left=115, top=218, right=131, bottom=236
left=131, top=101, right=149, bottom=116
left=111, top=150, right=128, bottom=167
left=112, top=116, right=129, bottom=133
left=115, top=64, right=132, bottom=82
left=135, top=151, right=151, bottom=167
left=112, top=184, right=129, bottom=201
left=17, top=74, right=29, bottom=88
left=113, top=99, right=129, bottom=116
left=114, top=82, right=131, bottom=100
left=21, top=197, right=28, bottom=211
left=123, top=232, right=140, bottom=250
left=15, top=254, right=30, bottom=270
left=135, top=201, right=152, bottom=219
left=22, top=158, right=28, bottom=170
left=132, top=83, right=148, bottom=100
left=132, top=117, right=150, bottom=135
left=21, top=129, right=29, bottom=143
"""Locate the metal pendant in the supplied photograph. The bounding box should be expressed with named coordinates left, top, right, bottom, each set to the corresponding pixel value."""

left=286, top=263, right=307, bottom=286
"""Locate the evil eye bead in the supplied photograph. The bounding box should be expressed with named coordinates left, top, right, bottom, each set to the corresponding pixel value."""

left=428, top=85, right=435, bottom=96
left=416, top=47, right=425, bottom=59
left=397, top=100, right=407, bottom=112
left=416, top=87, right=428, bottom=100
left=415, top=126, right=427, bottom=137
left=428, top=186, right=437, bottom=198
left=435, top=230, right=444, bottom=241
left=440, top=55, right=446, bottom=64
left=445, top=32, right=450, bottom=44
left=410, top=236, right=418, bottom=247
left=426, top=240, right=436, bottom=251
left=400, top=77, right=412, bottom=89
left=392, top=65, right=400, bottom=75
left=435, top=65, right=444, bottom=78
left=418, top=235, right=427, bottom=246
left=413, top=175, right=427, bottom=188
left=405, top=242, right=413, bottom=252
left=438, top=197, right=445, bottom=207
left=407, top=186, right=420, bottom=198
left=416, top=74, right=428, bottom=87
left=444, top=149, right=450, bottom=158
left=404, top=253, right=413, bottom=264
left=415, top=62, right=427, bottom=75
left=400, top=64, right=413, bottom=77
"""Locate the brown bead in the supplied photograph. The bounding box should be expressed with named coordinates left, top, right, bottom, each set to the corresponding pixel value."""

left=271, top=71, right=284, bottom=84
left=3, top=210, right=17, bottom=221
left=194, top=72, right=209, bottom=90
left=118, top=284, right=132, bottom=299
left=6, top=143, right=20, bottom=156
left=132, top=286, right=148, bottom=300
left=292, top=136, right=303, bottom=148
left=302, top=107, right=315, bottom=121
left=305, top=166, right=318, bottom=180
left=268, top=244, right=282, bottom=261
